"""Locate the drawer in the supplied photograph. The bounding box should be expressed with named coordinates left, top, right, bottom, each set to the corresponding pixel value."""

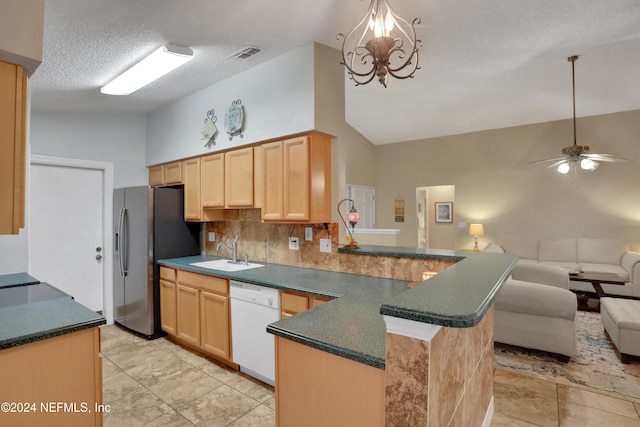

left=177, top=270, right=228, bottom=295
left=281, top=291, right=309, bottom=314
left=160, top=266, right=176, bottom=282
left=311, top=296, right=331, bottom=307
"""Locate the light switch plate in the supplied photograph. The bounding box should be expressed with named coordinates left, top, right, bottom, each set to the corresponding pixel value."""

left=289, top=237, right=299, bottom=250
left=305, top=227, right=313, bottom=241
left=208, top=232, right=216, bottom=242
left=319, top=238, right=332, bottom=253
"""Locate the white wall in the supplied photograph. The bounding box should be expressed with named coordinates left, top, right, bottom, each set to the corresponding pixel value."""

left=30, top=112, right=147, bottom=188
left=146, top=44, right=316, bottom=166
left=0, top=111, right=147, bottom=274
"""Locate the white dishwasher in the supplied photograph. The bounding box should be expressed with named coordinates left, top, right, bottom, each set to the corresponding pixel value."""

left=230, top=280, right=280, bottom=386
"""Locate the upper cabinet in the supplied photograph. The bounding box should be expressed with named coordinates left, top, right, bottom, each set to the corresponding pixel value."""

left=0, top=61, right=27, bottom=235
left=201, top=153, right=225, bottom=208
left=262, top=133, right=332, bottom=223
left=183, top=157, right=202, bottom=221
left=225, top=147, right=254, bottom=207
left=146, top=132, right=330, bottom=224
left=148, top=161, right=182, bottom=186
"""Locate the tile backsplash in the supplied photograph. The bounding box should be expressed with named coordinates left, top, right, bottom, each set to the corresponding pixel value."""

left=204, top=209, right=456, bottom=281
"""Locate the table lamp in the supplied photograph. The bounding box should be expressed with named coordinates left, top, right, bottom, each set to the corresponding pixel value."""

left=469, top=224, right=484, bottom=252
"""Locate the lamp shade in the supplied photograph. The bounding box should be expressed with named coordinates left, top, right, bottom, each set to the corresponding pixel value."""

left=469, top=224, right=484, bottom=237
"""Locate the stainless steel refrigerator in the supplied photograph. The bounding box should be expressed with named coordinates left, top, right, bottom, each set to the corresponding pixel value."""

left=113, top=185, right=200, bottom=338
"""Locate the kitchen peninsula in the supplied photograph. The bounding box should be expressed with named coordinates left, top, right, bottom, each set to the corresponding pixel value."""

left=160, top=245, right=517, bottom=427
left=0, top=273, right=105, bottom=427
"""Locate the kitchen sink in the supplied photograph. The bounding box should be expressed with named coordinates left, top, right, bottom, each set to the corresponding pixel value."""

left=190, top=259, right=265, bottom=272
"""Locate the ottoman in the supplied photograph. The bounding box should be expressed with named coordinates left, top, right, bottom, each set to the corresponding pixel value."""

left=601, top=297, right=640, bottom=363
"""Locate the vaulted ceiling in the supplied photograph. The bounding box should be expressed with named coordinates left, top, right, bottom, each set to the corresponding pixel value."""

left=30, top=0, right=640, bottom=145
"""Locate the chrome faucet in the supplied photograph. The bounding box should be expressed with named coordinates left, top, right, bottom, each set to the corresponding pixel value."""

left=216, top=235, right=239, bottom=264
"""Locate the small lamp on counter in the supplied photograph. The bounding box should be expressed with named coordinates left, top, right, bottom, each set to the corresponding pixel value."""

left=338, top=199, right=361, bottom=249
left=469, top=224, right=484, bottom=252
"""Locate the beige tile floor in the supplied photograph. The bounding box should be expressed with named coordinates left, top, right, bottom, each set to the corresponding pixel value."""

left=101, top=324, right=640, bottom=427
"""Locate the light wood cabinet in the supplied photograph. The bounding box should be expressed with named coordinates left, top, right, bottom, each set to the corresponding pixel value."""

left=148, top=161, right=182, bottom=186
left=276, top=337, right=385, bottom=427
left=161, top=269, right=233, bottom=365
left=201, top=153, right=225, bottom=208
left=280, top=290, right=331, bottom=319
left=0, top=328, right=104, bottom=427
left=183, top=157, right=202, bottom=221
left=200, top=290, right=231, bottom=360
left=159, top=267, right=177, bottom=335
left=225, top=147, right=254, bottom=207
left=176, top=283, right=201, bottom=347
left=0, top=61, right=27, bottom=235
left=262, top=133, right=332, bottom=223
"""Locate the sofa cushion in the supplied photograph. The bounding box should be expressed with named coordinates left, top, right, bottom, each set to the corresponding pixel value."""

left=539, top=238, right=577, bottom=263
left=578, top=238, right=627, bottom=265
left=578, top=263, right=630, bottom=282
left=500, top=235, right=538, bottom=260
left=496, top=279, right=576, bottom=320
left=540, top=261, right=581, bottom=272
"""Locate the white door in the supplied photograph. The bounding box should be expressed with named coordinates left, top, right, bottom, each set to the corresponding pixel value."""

left=29, top=161, right=105, bottom=312
left=346, top=185, right=375, bottom=229
left=416, top=187, right=429, bottom=248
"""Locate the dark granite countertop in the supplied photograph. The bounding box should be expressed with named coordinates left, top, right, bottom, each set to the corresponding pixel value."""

left=0, top=272, right=39, bottom=289
left=0, top=274, right=106, bottom=350
left=159, top=249, right=516, bottom=370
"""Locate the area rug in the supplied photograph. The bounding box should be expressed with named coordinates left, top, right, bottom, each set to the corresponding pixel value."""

left=494, top=310, right=640, bottom=400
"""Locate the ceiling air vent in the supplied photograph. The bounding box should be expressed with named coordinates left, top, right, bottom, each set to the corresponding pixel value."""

left=229, top=46, right=262, bottom=60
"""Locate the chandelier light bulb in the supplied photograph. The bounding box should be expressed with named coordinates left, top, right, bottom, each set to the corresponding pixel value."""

left=338, top=0, right=421, bottom=87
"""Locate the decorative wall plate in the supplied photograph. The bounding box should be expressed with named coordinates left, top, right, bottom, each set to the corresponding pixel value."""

left=201, top=109, right=217, bottom=146
left=224, top=99, right=244, bottom=141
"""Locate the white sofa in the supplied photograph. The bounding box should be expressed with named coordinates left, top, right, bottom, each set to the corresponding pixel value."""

left=494, top=263, right=577, bottom=361
left=488, top=237, right=640, bottom=297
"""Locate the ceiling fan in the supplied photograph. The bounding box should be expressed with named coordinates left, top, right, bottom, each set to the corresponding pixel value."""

left=531, top=55, right=627, bottom=174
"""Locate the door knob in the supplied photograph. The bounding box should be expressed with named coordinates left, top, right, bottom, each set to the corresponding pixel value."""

left=96, top=254, right=103, bottom=261
left=96, top=247, right=102, bottom=252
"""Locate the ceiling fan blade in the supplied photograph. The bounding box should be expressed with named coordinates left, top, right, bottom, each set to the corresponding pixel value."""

left=529, top=156, right=566, bottom=165
left=582, top=153, right=628, bottom=162
left=545, top=159, right=569, bottom=169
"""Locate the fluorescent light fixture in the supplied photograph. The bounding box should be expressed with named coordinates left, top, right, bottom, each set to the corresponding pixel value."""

left=101, top=44, right=193, bottom=95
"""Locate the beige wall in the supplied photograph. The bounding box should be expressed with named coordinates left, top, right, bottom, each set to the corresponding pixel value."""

left=371, top=109, right=640, bottom=250
left=314, top=43, right=378, bottom=244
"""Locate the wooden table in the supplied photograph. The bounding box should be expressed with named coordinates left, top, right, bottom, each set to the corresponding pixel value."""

left=570, top=272, right=626, bottom=311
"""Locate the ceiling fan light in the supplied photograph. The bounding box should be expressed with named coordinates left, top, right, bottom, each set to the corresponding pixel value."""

left=580, top=158, right=598, bottom=171
left=557, top=162, right=570, bottom=174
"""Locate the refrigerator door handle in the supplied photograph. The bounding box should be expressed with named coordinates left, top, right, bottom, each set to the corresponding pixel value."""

left=117, top=207, right=126, bottom=277
left=122, top=208, right=129, bottom=276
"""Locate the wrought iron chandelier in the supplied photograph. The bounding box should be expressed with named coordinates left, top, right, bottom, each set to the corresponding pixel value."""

left=337, top=0, right=421, bottom=87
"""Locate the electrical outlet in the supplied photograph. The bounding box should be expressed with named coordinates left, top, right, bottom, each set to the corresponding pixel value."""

left=208, top=232, right=216, bottom=242
left=305, top=227, right=313, bottom=241
left=289, top=237, right=299, bottom=250
left=319, top=238, right=332, bottom=253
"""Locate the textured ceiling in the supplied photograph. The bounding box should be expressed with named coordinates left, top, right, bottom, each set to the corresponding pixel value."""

left=30, top=0, right=640, bottom=145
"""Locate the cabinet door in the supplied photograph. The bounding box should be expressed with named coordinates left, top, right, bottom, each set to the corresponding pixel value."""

left=262, top=141, right=284, bottom=220
left=183, top=158, right=202, bottom=221
left=0, top=61, right=26, bottom=235
left=201, top=153, right=225, bottom=207
left=225, top=147, right=254, bottom=207
left=148, top=165, right=163, bottom=186
left=176, top=284, right=200, bottom=347
left=200, top=291, right=231, bottom=360
left=283, top=136, right=310, bottom=220
left=164, top=161, right=182, bottom=184
left=159, top=279, right=177, bottom=335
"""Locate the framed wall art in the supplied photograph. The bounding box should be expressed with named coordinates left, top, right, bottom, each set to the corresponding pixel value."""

left=435, top=202, right=453, bottom=223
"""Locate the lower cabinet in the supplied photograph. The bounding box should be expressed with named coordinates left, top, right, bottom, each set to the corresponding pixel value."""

left=159, top=267, right=233, bottom=365
left=280, top=290, right=331, bottom=319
